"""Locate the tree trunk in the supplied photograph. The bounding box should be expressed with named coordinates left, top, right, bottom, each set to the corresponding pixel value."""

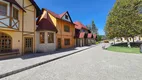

left=133, top=37, right=135, bottom=42
left=113, top=38, right=115, bottom=44
left=127, top=38, right=131, bottom=48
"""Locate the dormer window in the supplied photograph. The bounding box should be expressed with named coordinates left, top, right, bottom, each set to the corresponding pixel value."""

left=13, top=7, right=19, bottom=20
left=65, top=15, right=68, bottom=19
left=0, top=2, right=7, bottom=16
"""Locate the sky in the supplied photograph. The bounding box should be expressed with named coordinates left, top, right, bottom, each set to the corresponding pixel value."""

left=35, top=0, right=116, bottom=35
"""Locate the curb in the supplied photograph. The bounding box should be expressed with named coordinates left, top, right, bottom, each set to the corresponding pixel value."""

left=0, top=45, right=95, bottom=79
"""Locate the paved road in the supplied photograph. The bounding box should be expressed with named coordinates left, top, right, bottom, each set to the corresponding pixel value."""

left=2, top=44, right=142, bottom=80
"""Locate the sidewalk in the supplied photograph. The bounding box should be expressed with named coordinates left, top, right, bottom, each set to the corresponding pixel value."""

left=0, top=45, right=96, bottom=79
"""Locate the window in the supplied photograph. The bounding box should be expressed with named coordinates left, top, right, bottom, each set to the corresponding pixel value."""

left=13, top=7, right=19, bottom=20
left=65, top=15, right=68, bottom=19
left=64, top=39, right=70, bottom=46
left=0, top=2, right=7, bottom=16
left=0, top=32, right=12, bottom=53
left=64, top=25, right=70, bottom=32
left=40, top=32, right=45, bottom=44
left=48, top=32, right=54, bottom=43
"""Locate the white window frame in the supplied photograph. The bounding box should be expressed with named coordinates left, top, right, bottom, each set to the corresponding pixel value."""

left=0, top=0, right=10, bottom=16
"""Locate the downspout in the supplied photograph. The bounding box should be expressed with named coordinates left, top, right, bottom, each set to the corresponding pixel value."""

left=22, top=0, right=24, bottom=55
left=34, top=8, right=36, bottom=53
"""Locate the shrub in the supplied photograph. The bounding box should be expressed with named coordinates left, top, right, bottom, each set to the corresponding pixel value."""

left=104, top=40, right=109, bottom=43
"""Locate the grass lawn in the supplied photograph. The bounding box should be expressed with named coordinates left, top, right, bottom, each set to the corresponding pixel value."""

left=107, top=46, right=141, bottom=54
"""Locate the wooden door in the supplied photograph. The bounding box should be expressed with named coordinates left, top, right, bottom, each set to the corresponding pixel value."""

left=57, top=38, right=61, bottom=49
left=24, top=37, right=33, bottom=53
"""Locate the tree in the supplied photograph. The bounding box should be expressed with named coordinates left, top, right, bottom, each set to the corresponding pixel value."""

left=91, top=20, right=98, bottom=34
left=86, top=25, right=92, bottom=31
left=105, top=0, right=142, bottom=48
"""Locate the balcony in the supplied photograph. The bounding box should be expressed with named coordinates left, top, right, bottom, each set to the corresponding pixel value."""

left=0, top=0, right=21, bottom=30
left=0, top=16, right=19, bottom=30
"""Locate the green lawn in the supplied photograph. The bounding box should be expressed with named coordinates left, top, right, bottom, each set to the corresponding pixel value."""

left=107, top=46, right=141, bottom=54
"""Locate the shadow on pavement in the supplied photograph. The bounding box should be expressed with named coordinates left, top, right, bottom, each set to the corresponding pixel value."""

left=0, top=47, right=78, bottom=60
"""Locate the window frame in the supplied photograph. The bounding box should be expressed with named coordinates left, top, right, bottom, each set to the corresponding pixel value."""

left=0, top=1, right=8, bottom=16
left=48, top=32, right=54, bottom=43
left=65, top=15, right=68, bottom=19
left=64, top=39, right=70, bottom=46
left=0, top=32, right=12, bottom=53
left=12, top=5, right=19, bottom=20
left=64, top=25, right=70, bottom=32
left=39, top=32, right=45, bottom=44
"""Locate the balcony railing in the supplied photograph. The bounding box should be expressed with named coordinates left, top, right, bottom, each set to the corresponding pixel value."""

left=0, top=15, right=19, bottom=30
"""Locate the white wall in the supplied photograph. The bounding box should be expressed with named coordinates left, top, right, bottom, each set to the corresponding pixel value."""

left=36, top=31, right=56, bottom=53
left=62, top=13, right=71, bottom=22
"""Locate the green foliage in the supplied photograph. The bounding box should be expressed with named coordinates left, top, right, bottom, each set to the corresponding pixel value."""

left=92, top=20, right=98, bottom=34
left=105, top=0, right=142, bottom=39
left=86, top=20, right=98, bottom=34
left=96, top=35, right=103, bottom=41
left=86, top=25, right=92, bottom=31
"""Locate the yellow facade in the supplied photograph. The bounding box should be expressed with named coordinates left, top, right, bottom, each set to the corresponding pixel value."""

left=48, top=13, right=75, bottom=49
left=0, top=0, right=38, bottom=55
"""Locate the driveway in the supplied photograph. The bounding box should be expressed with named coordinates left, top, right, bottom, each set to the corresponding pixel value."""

left=2, top=43, right=142, bottom=80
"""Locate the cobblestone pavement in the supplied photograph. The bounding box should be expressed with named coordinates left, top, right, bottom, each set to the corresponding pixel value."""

left=1, top=43, right=142, bottom=80
left=0, top=46, right=92, bottom=76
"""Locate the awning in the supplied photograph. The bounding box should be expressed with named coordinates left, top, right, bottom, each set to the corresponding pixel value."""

left=79, top=32, right=85, bottom=38
left=93, top=34, right=97, bottom=39
left=88, top=33, right=93, bottom=38
left=4, top=0, right=26, bottom=12
left=75, top=32, right=85, bottom=38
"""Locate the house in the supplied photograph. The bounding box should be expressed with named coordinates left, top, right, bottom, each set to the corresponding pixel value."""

left=46, top=9, right=75, bottom=49
left=0, top=0, right=41, bottom=58
left=74, top=21, right=89, bottom=47
left=36, top=9, right=57, bottom=53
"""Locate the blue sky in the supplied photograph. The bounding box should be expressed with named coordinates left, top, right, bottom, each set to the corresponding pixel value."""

left=35, top=0, right=116, bottom=35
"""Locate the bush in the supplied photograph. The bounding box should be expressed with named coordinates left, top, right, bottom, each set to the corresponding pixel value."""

left=104, top=40, right=109, bottom=43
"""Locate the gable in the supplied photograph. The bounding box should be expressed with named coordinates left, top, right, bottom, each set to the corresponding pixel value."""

left=61, top=13, right=72, bottom=22
left=36, top=9, right=57, bottom=32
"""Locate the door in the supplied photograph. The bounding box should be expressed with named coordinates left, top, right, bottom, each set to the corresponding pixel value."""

left=24, top=37, right=33, bottom=53
left=57, top=38, right=61, bottom=49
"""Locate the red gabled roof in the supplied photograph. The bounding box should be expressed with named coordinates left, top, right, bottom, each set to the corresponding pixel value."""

left=74, top=21, right=88, bottom=30
left=46, top=9, right=73, bottom=23
left=59, top=11, right=67, bottom=18
left=47, top=9, right=61, bottom=19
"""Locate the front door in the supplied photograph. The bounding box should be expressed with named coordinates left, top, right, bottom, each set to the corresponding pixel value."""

left=57, top=38, right=61, bottom=49
left=24, top=37, right=33, bottom=53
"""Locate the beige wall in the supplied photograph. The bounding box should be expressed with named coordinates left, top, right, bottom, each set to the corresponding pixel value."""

left=0, top=30, right=23, bottom=54
left=36, top=31, right=56, bottom=53
left=23, top=0, right=36, bottom=32
left=0, top=0, right=37, bottom=54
